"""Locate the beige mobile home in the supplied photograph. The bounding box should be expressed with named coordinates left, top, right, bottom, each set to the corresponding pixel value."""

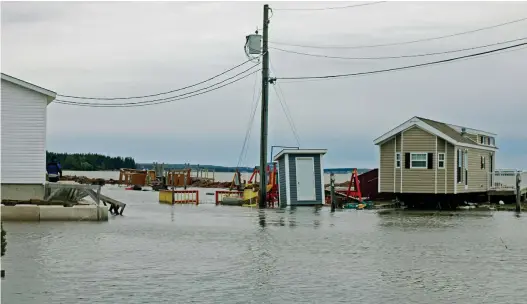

left=374, top=116, right=498, bottom=205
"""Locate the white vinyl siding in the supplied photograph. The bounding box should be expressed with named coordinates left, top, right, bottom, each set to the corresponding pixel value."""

left=1, top=79, right=48, bottom=184
left=410, top=153, right=427, bottom=168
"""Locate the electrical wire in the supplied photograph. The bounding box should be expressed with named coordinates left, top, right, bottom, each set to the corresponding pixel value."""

left=236, top=74, right=261, bottom=168
left=270, top=37, right=527, bottom=60
left=56, top=64, right=260, bottom=106
left=57, top=56, right=261, bottom=100
left=241, top=79, right=262, bottom=166
left=236, top=74, right=261, bottom=169
left=270, top=16, right=527, bottom=49
left=240, top=99, right=258, bottom=171
left=55, top=69, right=262, bottom=107
left=281, top=44, right=527, bottom=84
left=275, top=83, right=297, bottom=139
left=275, top=42, right=527, bottom=81
left=272, top=85, right=301, bottom=146
left=272, top=1, right=386, bottom=11
left=269, top=61, right=301, bottom=145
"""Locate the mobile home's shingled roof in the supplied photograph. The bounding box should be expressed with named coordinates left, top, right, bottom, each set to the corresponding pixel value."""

left=417, top=117, right=478, bottom=145
left=373, top=116, right=497, bottom=152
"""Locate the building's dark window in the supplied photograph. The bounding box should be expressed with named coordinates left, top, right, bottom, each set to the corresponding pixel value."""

left=457, top=150, right=462, bottom=183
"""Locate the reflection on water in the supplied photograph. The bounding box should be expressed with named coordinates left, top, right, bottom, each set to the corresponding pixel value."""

left=258, top=209, right=266, bottom=228
left=2, top=186, right=527, bottom=303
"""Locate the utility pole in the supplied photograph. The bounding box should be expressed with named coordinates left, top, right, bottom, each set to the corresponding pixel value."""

left=330, top=173, right=336, bottom=212
left=516, top=171, right=521, bottom=213
left=259, top=4, right=270, bottom=208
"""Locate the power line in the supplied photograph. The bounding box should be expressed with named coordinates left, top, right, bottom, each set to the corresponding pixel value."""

left=271, top=37, right=527, bottom=60
left=270, top=17, right=527, bottom=49
left=275, top=42, right=527, bottom=81
left=56, top=64, right=260, bottom=106
left=239, top=90, right=262, bottom=169
left=236, top=74, right=261, bottom=169
left=273, top=1, right=386, bottom=11
left=280, top=44, right=527, bottom=84
left=58, top=56, right=262, bottom=100
left=270, top=61, right=301, bottom=145
left=55, top=69, right=261, bottom=107
left=272, top=84, right=301, bottom=146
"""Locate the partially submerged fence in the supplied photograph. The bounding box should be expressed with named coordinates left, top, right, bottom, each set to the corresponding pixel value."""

left=159, top=190, right=199, bottom=205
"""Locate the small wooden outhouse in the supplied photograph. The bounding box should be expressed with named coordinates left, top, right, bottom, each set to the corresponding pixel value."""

left=273, top=149, right=327, bottom=206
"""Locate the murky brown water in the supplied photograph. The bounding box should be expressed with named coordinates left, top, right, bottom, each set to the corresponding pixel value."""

left=2, top=186, right=527, bottom=303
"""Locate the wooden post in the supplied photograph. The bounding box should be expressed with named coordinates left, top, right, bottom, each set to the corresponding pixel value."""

left=1, top=223, right=6, bottom=277
left=516, top=171, right=521, bottom=213
left=330, top=173, right=336, bottom=212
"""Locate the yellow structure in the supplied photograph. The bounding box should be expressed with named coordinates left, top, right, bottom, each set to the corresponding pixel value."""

left=241, top=184, right=273, bottom=207
left=242, top=184, right=273, bottom=200
left=159, top=190, right=174, bottom=204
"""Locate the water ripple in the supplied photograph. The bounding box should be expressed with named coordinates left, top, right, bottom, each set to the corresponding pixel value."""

left=3, top=188, right=527, bottom=303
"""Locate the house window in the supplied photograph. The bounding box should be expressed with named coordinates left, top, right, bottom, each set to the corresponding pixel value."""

left=479, top=135, right=495, bottom=146
left=481, top=156, right=486, bottom=169
left=438, top=153, right=445, bottom=169
left=457, top=149, right=462, bottom=183
left=410, top=153, right=427, bottom=168
left=464, top=150, right=469, bottom=186
left=395, top=153, right=401, bottom=168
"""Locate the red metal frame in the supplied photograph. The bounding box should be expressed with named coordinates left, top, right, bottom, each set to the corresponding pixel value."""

left=335, top=168, right=363, bottom=202
left=246, top=164, right=279, bottom=207
left=173, top=190, right=200, bottom=205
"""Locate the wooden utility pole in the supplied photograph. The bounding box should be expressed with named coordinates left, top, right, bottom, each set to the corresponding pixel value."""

left=330, top=173, right=336, bottom=212
left=516, top=171, right=521, bottom=213
left=259, top=4, right=270, bottom=208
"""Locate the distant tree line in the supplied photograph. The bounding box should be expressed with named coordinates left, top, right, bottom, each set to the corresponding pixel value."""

left=46, top=151, right=136, bottom=171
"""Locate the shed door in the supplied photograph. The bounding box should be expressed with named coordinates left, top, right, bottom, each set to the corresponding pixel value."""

left=296, top=157, right=316, bottom=201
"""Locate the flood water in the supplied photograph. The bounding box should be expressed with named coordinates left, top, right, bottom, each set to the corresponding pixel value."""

left=2, top=186, right=527, bottom=303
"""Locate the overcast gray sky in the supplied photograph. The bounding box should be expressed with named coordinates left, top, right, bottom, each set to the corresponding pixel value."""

left=2, top=1, right=526, bottom=168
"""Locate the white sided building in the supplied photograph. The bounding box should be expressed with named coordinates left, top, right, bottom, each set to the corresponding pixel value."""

left=1, top=73, right=57, bottom=201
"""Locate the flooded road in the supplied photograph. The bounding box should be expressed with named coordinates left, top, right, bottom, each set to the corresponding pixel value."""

left=2, top=187, right=527, bottom=303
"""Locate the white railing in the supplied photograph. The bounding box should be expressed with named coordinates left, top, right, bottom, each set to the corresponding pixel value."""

left=490, top=169, right=527, bottom=192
